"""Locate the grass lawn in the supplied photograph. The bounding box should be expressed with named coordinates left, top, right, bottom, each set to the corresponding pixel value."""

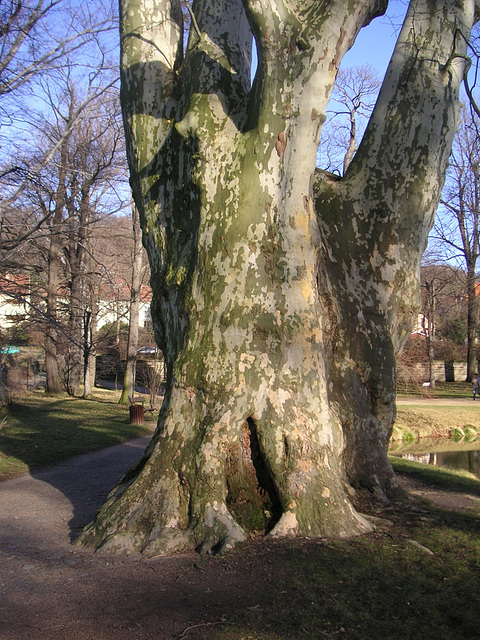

left=398, top=380, right=473, bottom=398
left=394, top=405, right=480, bottom=440
left=0, top=389, right=155, bottom=481
left=394, top=381, right=480, bottom=440
left=431, top=381, right=473, bottom=398
left=205, top=524, right=480, bottom=640
left=203, top=459, right=480, bottom=640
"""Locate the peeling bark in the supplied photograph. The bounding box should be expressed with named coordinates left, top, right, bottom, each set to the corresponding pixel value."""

left=79, top=0, right=478, bottom=555
left=316, top=0, right=476, bottom=496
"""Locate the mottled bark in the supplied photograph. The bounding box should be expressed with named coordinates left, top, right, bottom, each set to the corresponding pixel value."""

left=79, top=0, right=478, bottom=555
left=316, top=0, right=477, bottom=497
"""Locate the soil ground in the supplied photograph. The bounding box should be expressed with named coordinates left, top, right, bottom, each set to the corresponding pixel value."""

left=0, top=433, right=478, bottom=640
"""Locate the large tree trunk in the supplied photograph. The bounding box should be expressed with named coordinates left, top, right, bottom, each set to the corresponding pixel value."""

left=45, top=232, right=63, bottom=395
left=83, top=301, right=97, bottom=399
left=79, top=0, right=478, bottom=555
left=66, top=279, right=84, bottom=396
left=83, top=236, right=97, bottom=399
left=315, top=0, right=476, bottom=496
left=423, top=281, right=436, bottom=388
left=65, top=207, right=88, bottom=396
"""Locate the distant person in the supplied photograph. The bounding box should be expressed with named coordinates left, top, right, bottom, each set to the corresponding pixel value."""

left=473, top=374, right=480, bottom=400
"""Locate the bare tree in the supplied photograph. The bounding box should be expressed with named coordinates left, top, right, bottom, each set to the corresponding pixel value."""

left=2, top=63, right=129, bottom=395
left=119, top=202, right=145, bottom=404
left=0, top=0, right=118, bottom=263
left=419, top=263, right=465, bottom=385
left=432, top=107, right=480, bottom=381
left=318, top=65, right=381, bottom=174
left=0, top=0, right=112, bottom=99
left=61, top=83, right=127, bottom=395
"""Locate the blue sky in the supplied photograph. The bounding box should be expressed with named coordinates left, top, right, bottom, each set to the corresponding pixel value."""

left=315, top=1, right=409, bottom=173
left=342, top=1, right=408, bottom=74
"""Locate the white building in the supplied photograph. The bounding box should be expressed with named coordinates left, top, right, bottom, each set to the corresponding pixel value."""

left=0, top=274, right=31, bottom=328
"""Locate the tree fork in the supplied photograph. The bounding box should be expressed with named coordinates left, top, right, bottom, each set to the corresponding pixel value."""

left=79, top=0, right=479, bottom=555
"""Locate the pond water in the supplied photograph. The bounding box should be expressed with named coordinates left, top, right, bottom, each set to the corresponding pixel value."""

left=389, top=438, right=480, bottom=479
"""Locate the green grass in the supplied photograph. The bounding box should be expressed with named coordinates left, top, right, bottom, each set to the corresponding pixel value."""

left=394, top=382, right=480, bottom=441
left=431, top=381, right=472, bottom=398
left=0, top=389, right=155, bottom=480
left=390, top=455, right=480, bottom=496
left=394, top=405, right=480, bottom=440
left=202, top=530, right=480, bottom=640
left=202, top=459, right=480, bottom=640
left=399, top=380, right=472, bottom=399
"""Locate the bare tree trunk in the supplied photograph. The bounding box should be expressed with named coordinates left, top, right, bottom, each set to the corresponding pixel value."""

left=423, top=281, right=436, bottom=388
left=119, top=203, right=144, bottom=404
left=435, top=110, right=480, bottom=381
left=343, top=110, right=357, bottom=174
left=466, top=265, right=479, bottom=380
left=45, top=118, right=72, bottom=396
left=65, top=202, right=88, bottom=396
left=45, top=231, right=63, bottom=395
left=83, top=296, right=98, bottom=399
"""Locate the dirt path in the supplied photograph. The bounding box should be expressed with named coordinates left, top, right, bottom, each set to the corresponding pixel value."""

left=0, top=438, right=281, bottom=640
left=396, top=396, right=478, bottom=406
left=0, top=433, right=478, bottom=640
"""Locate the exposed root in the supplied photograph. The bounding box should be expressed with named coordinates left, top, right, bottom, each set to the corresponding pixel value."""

left=268, top=511, right=299, bottom=538
left=195, top=503, right=247, bottom=555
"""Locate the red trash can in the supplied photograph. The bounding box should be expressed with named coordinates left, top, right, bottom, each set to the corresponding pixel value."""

left=129, top=403, right=144, bottom=425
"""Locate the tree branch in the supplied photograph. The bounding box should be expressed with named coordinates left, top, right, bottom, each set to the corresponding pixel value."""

left=344, top=0, right=476, bottom=250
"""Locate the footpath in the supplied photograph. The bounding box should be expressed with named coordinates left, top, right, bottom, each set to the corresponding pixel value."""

left=0, top=436, right=267, bottom=640
left=396, top=396, right=477, bottom=406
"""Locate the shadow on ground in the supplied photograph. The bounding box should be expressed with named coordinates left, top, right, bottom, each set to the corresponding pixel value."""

left=32, top=436, right=153, bottom=540
left=1, top=439, right=480, bottom=639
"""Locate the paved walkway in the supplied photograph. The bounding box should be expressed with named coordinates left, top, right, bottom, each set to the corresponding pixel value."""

left=397, top=396, right=478, bottom=406
left=0, top=398, right=478, bottom=639
left=0, top=435, right=153, bottom=546
left=0, top=436, right=265, bottom=640
left=0, top=436, right=162, bottom=639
